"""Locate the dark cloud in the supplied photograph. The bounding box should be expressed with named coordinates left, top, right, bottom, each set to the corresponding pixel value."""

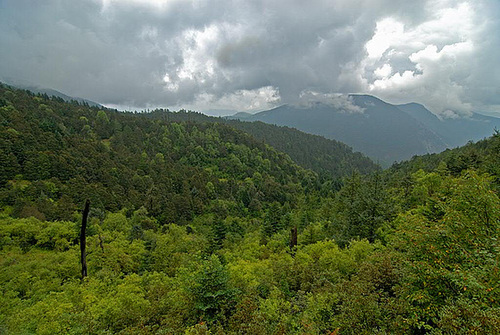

left=0, top=0, right=498, bottom=116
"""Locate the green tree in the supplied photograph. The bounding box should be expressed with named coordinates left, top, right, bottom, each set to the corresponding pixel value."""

left=190, top=255, right=238, bottom=326
left=334, top=173, right=394, bottom=246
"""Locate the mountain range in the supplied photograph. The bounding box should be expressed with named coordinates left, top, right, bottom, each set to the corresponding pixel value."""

left=232, top=95, right=500, bottom=166
left=7, top=81, right=500, bottom=167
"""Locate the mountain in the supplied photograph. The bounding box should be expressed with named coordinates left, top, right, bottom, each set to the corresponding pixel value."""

left=397, top=102, right=500, bottom=147
left=235, top=95, right=500, bottom=166
left=10, top=83, right=103, bottom=107
left=226, top=111, right=253, bottom=120
left=236, top=95, right=448, bottom=166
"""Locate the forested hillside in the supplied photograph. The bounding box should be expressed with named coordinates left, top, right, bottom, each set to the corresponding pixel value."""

left=1, top=84, right=500, bottom=334
left=144, top=109, right=380, bottom=181
left=389, top=133, right=500, bottom=178
left=0, top=84, right=321, bottom=224
left=226, top=120, right=379, bottom=181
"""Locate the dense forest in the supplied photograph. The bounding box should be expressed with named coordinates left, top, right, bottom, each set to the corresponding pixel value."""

left=143, top=108, right=380, bottom=181
left=1, top=84, right=499, bottom=334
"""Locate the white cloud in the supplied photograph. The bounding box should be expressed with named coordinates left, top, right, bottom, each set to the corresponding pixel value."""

left=101, top=0, right=174, bottom=11
left=358, top=1, right=483, bottom=117
left=171, top=24, right=219, bottom=83
left=175, top=86, right=281, bottom=113
left=365, top=18, right=405, bottom=60
left=374, top=64, right=392, bottom=79
left=297, top=91, right=365, bottom=113
left=0, top=0, right=498, bottom=115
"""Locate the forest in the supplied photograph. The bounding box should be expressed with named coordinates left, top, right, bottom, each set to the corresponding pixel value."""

left=1, top=83, right=499, bottom=334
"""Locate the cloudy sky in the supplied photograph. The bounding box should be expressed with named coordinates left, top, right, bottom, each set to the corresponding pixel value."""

left=0, top=0, right=499, bottom=117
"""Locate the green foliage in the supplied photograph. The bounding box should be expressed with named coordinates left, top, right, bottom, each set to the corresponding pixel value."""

left=393, top=171, right=500, bottom=332
left=332, top=172, right=395, bottom=246
left=150, top=224, right=207, bottom=276
left=2, top=83, right=500, bottom=333
left=188, top=255, right=238, bottom=326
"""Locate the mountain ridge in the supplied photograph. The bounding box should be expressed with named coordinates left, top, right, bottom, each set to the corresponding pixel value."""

left=233, top=94, right=500, bottom=166
left=236, top=95, right=447, bottom=165
left=6, top=83, right=103, bottom=107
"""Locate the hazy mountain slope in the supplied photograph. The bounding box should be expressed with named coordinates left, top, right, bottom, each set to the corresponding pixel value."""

left=397, top=102, right=500, bottom=147
left=241, top=95, right=447, bottom=165
left=227, top=111, right=253, bottom=119
left=10, top=83, right=103, bottom=107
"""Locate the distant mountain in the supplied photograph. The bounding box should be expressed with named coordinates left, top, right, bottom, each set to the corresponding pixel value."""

left=201, top=109, right=238, bottom=117
left=10, top=84, right=103, bottom=107
left=397, top=102, right=500, bottom=147
left=233, top=95, right=500, bottom=166
left=226, top=111, right=253, bottom=120
left=235, top=95, right=448, bottom=166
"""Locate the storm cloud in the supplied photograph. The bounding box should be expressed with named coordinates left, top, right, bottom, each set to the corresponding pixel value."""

left=0, top=0, right=499, bottom=116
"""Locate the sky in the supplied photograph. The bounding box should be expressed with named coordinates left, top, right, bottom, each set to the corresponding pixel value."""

left=0, top=0, right=499, bottom=117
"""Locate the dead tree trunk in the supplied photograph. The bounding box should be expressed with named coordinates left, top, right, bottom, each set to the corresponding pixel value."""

left=80, top=199, right=90, bottom=279
left=290, top=226, right=298, bottom=252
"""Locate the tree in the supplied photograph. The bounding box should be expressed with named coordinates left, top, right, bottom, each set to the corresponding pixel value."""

left=80, top=199, right=90, bottom=279
left=334, top=173, right=394, bottom=246
left=190, top=255, right=238, bottom=326
left=263, top=202, right=283, bottom=237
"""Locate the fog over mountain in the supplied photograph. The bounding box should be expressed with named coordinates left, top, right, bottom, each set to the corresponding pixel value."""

left=233, top=94, right=500, bottom=165
left=0, top=0, right=499, bottom=117
left=396, top=103, right=500, bottom=147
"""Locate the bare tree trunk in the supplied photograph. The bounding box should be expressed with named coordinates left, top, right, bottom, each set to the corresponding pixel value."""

left=80, top=199, right=90, bottom=279
left=98, top=232, right=104, bottom=252
left=290, top=226, right=298, bottom=252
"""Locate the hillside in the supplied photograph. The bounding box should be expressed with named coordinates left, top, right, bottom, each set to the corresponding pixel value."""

left=388, top=130, right=500, bottom=184
left=145, top=108, right=380, bottom=181
left=0, top=84, right=314, bottom=223
left=226, top=120, right=379, bottom=180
